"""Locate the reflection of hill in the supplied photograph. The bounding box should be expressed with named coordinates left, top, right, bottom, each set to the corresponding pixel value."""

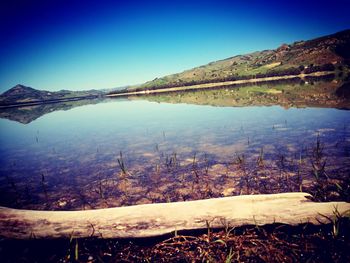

left=133, top=80, right=350, bottom=109
left=0, top=99, right=105, bottom=124
left=336, top=82, right=350, bottom=99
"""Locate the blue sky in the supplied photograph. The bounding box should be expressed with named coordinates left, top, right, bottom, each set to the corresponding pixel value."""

left=0, top=0, right=349, bottom=92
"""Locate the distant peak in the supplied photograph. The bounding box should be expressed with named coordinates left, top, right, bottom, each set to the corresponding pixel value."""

left=12, top=84, right=32, bottom=90
left=1, top=84, right=36, bottom=96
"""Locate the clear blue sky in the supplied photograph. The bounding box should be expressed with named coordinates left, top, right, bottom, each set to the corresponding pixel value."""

left=0, top=0, right=349, bottom=92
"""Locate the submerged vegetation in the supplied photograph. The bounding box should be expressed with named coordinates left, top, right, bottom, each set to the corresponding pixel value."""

left=1, top=127, right=349, bottom=210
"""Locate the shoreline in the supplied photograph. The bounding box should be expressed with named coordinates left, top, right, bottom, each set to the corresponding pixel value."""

left=107, top=71, right=335, bottom=97
left=0, top=71, right=336, bottom=108
left=0, top=95, right=100, bottom=109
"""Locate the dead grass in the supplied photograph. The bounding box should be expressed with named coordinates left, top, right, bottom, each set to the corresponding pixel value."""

left=1, top=218, right=349, bottom=262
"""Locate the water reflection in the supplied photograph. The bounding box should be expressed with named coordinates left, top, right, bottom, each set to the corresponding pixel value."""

left=1, top=80, right=349, bottom=125
left=132, top=79, right=350, bottom=109
left=0, top=80, right=349, bottom=210
left=0, top=98, right=107, bottom=124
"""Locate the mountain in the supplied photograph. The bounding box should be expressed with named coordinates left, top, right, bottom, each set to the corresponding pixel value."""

left=1, top=85, right=48, bottom=103
left=136, top=29, right=350, bottom=90
left=0, top=84, right=104, bottom=106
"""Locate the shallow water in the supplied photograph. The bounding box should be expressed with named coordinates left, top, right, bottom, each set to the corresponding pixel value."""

left=0, top=82, right=350, bottom=210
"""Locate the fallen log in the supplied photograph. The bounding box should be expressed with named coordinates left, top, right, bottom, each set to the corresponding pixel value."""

left=0, top=192, right=349, bottom=239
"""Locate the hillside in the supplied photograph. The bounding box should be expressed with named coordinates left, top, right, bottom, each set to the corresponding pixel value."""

left=0, top=84, right=104, bottom=106
left=135, top=29, right=350, bottom=90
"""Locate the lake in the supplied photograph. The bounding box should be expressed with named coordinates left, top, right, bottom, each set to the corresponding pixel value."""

left=0, top=80, right=349, bottom=210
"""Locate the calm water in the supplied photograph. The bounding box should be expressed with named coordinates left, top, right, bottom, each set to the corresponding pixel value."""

left=1, top=85, right=350, bottom=210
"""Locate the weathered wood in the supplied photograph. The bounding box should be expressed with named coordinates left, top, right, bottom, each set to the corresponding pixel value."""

left=0, top=193, right=349, bottom=239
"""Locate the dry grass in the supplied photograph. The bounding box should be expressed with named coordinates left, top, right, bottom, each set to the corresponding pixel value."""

left=1, top=218, right=349, bottom=262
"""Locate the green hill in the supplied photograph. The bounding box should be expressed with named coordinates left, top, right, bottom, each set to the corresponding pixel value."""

left=134, top=29, right=350, bottom=90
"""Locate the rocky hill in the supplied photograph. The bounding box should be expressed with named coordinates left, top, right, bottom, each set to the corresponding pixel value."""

left=136, top=29, right=350, bottom=90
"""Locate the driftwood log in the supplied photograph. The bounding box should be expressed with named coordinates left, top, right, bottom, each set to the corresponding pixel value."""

left=0, top=193, right=349, bottom=239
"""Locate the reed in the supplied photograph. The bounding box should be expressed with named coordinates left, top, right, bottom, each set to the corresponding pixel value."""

left=204, top=153, right=210, bottom=175
left=312, top=133, right=324, bottom=164
left=257, top=147, right=264, bottom=166
left=41, top=173, right=48, bottom=202
left=191, top=152, right=200, bottom=182
left=225, top=248, right=234, bottom=263
left=164, top=152, right=178, bottom=171
left=205, top=220, right=211, bottom=242
left=117, top=151, right=127, bottom=175
left=235, top=153, right=245, bottom=166
left=319, top=206, right=350, bottom=239
left=98, top=180, right=104, bottom=199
